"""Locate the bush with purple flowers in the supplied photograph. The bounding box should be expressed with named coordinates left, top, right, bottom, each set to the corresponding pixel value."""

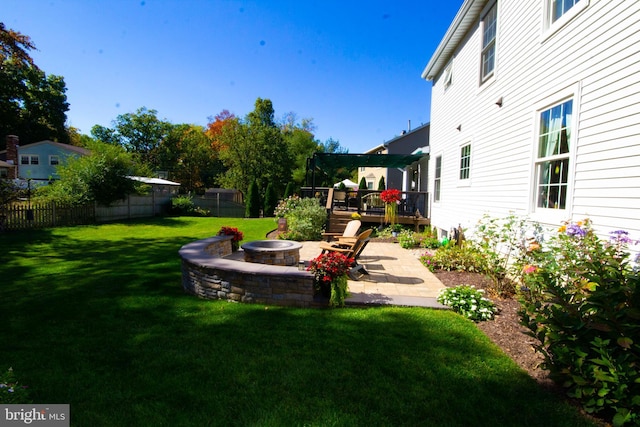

left=518, top=219, right=640, bottom=426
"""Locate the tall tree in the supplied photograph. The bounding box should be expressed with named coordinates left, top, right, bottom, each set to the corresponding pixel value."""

left=90, top=107, right=172, bottom=169
left=282, top=116, right=321, bottom=186
left=217, top=98, right=291, bottom=197
left=0, top=23, right=69, bottom=149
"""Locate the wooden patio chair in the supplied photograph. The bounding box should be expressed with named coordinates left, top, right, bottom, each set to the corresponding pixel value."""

left=318, top=229, right=373, bottom=280
left=322, top=219, right=361, bottom=241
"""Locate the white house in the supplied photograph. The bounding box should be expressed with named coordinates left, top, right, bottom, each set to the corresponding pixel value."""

left=422, top=0, right=640, bottom=243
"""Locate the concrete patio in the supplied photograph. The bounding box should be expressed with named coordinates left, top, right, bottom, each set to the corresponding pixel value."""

left=299, top=240, right=447, bottom=308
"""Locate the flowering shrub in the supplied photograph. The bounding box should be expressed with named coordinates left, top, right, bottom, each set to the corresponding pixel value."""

left=0, top=368, right=31, bottom=404
left=437, top=285, right=496, bottom=322
left=518, top=219, right=640, bottom=425
left=419, top=244, right=488, bottom=274
left=307, top=251, right=354, bottom=307
left=274, top=195, right=301, bottom=219
left=397, top=229, right=419, bottom=249
left=380, top=188, right=401, bottom=225
left=217, top=226, right=244, bottom=242
left=278, top=197, right=326, bottom=241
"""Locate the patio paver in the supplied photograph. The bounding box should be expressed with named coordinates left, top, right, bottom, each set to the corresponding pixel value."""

left=299, top=241, right=447, bottom=308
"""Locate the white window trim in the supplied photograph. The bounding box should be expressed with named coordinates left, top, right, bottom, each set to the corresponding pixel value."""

left=49, top=155, right=60, bottom=166
left=458, top=143, right=472, bottom=187
left=443, top=61, right=453, bottom=91
left=542, top=0, right=589, bottom=41
left=479, top=1, right=498, bottom=86
left=434, top=154, right=443, bottom=203
left=21, top=154, right=40, bottom=165
left=529, top=83, right=581, bottom=224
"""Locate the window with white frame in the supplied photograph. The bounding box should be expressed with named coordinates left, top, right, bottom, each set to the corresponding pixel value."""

left=434, top=156, right=442, bottom=202
left=459, top=144, right=471, bottom=180
left=545, top=0, right=588, bottom=32
left=535, top=99, right=573, bottom=210
left=21, top=155, right=39, bottom=165
left=443, top=62, right=453, bottom=89
left=481, top=2, right=497, bottom=83
left=50, top=155, right=60, bottom=166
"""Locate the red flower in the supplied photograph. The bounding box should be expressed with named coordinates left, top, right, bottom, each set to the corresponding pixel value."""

left=218, top=226, right=244, bottom=242
left=380, top=189, right=401, bottom=204
left=307, top=252, right=355, bottom=283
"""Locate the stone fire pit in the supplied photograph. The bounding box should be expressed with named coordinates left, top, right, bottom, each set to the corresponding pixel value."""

left=241, top=240, right=302, bottom=266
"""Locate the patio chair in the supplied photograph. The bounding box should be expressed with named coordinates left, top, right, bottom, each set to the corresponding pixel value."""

left=322, top=219, right=361, bottom=241
left=318, top=228, right=373, bottom=280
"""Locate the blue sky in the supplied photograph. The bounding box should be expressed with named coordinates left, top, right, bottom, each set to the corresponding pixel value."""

left=4, top=1, right=461, bottom=153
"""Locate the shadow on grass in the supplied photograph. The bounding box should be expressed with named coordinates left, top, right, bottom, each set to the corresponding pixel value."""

left=0, top=226, right=596, bottom=426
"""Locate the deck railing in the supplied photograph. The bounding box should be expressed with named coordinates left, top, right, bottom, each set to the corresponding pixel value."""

left=300, top=187, right=429, bottom=219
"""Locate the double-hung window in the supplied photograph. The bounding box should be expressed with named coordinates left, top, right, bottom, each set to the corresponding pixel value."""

left=544, top=0, right=589, bottom=34
left=50, top=155, right=60, bottom=166
left=20, top=155, right=39, bottom=165
left=459, top=144, right=471, bottom=180
left=481, top=2, right=497, bottom=83
left=434, top=156, right=442, bottom=202
left=535, top=99, right=572, bottom=210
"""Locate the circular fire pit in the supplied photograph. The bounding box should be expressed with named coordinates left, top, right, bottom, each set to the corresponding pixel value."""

left=241, top=240, right=302, bottom=266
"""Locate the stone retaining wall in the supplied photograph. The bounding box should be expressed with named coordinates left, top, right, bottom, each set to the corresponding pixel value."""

left=179, top=236, right=321, bottom=307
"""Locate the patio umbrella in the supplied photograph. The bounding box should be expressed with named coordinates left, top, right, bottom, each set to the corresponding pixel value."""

left=334, top=179, right=359, bottom=189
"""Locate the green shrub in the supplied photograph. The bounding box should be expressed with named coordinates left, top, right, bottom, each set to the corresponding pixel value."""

left=420, top=243, right=488, bottom=273
left=279, top=197, right=326, bottom=241
left=245, top=180, right=261, bottom=218
left=398, top=229, right=419, bottom=249
left=263, top=183, right=278, bottom=217
left=420, top=237, right=442, bottom=249
left=518, top=219, right=640, bottom=426
left=0, top=368, right=31, bottom=404
left=437, top=285, right=497, bottom=322
left=171, top=195, right=195, bottom=215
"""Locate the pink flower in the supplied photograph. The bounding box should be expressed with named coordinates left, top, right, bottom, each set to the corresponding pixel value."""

left=523, top=265, right=538, bottom=274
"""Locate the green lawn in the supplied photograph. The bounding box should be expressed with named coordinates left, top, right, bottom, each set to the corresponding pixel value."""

left=0, top=217, right=596, bottom=426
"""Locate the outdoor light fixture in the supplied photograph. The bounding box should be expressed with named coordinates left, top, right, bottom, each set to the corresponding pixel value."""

left=456, top=124, right=462, bottom=131
left=496, top=97, right=503, bottom=107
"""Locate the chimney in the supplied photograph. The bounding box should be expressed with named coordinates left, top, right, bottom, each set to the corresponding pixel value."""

left=6, top=135, right=19, bottom=179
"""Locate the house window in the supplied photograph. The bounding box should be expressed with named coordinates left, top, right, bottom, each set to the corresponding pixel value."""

left=459, top=144, right=471, bottom=180
left=50, top=155, right=60, bottom=166
left=535, top=99, right=572, bottom=210
left=434, top=156, right=442, bottom=202
left=443, top=62, right=453, bottom=89
left=481, top=2, right=498, bottom=83
left=367, top=182, right=373, bottom=190
left=550, top=0, right=578, bottom=23
left=0, top=169, right=7, bottom=178
left=21, top=155, right=39, bottom=165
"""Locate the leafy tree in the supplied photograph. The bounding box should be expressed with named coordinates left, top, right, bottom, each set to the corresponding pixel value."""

left=217, top=98, right=292, bottom=197
left=0, top=23, right=69, bottom=149
left=35, top=141, right=148, bottom=206
left=283, top=182, right=295, bottom=199
left=282, top=117, right=321, bottom=186
left=311, top=137, right=352, bottom=187
left=91, top=107, right=172, bottom=168
left=156, top=124, right=219, bottom=193
left=378, top=176, right=386, bottom=190
left=263, top=182, right=278, bottom=217
left=245, top=179, right=261, bottom=218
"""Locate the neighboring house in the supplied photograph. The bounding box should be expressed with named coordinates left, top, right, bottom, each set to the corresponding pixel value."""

left=1, top=135, right=90, bottom=184
left=0, top=160, right=14, bottom=178
left=358, top=144, right=387, bottom=189
left=358, top=123, right=430, bottom=192
left=422, top=0, right=640, bottom=241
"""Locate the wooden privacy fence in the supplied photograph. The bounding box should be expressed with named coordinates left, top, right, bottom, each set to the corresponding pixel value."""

left=0, top=203, right=95, bottom=231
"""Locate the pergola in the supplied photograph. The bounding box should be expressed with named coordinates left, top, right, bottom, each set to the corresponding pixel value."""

left=306, top=152, right=427, bottom=192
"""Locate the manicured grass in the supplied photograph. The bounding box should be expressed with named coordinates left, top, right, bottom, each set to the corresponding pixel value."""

left=1, top=217, right=596, bottom=426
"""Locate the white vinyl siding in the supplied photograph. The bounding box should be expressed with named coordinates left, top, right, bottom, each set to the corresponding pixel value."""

left=426, top=0, right=640, bottom=238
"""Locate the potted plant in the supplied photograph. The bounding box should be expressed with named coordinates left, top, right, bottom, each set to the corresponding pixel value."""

left=380, top=188, right=401, bottom=225
left=217, top=226, right=244, bottom=251
left=307, top=251, right=355, bottom=307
